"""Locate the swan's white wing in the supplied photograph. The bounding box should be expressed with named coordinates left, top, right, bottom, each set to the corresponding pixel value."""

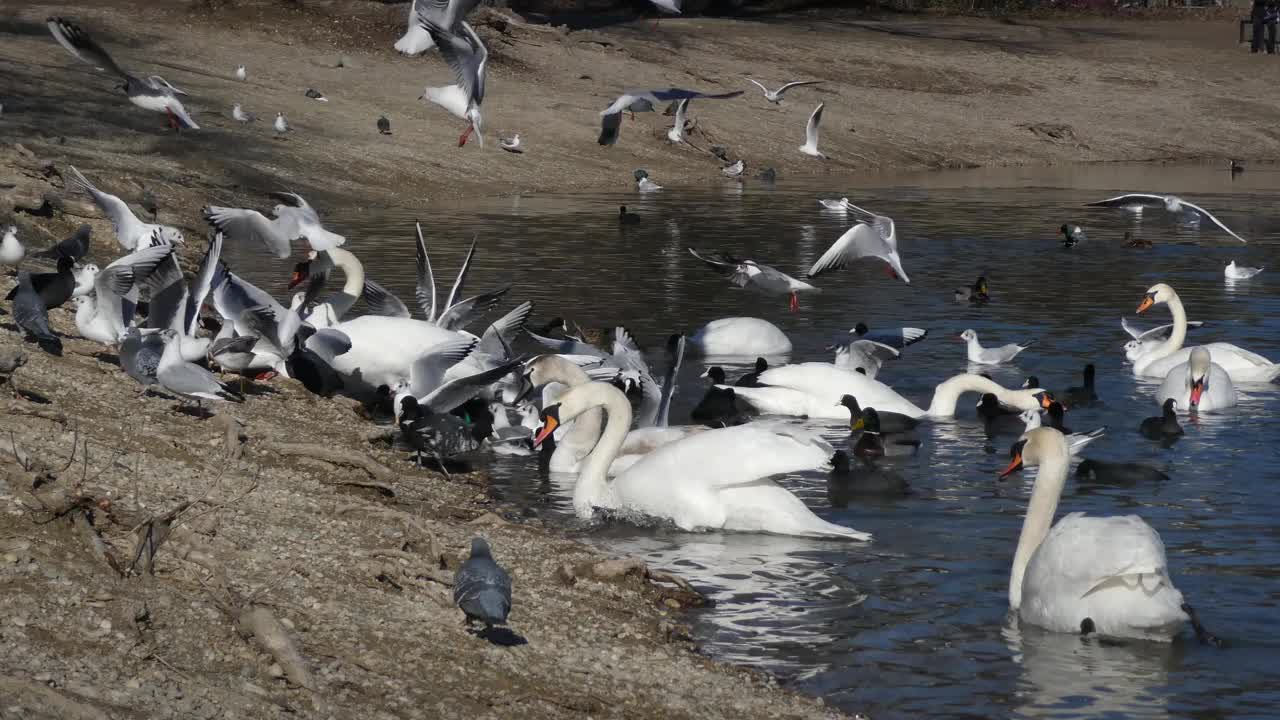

left=1030, top=513, right=1172, bottom=600
left=1085, top=193, right=1166, bottom=208
left=409, top=337, right=477, bottom=398
left=805, top=102, right=823, bottom=147
left=204, top=206, right=291, bottom=258
left=1177, top=199, right=1247, bottom=243
left=621, top=424, right=831, bottom=491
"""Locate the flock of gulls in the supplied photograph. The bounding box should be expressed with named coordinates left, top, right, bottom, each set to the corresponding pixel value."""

left=1, top=3, right=1275, bottom=644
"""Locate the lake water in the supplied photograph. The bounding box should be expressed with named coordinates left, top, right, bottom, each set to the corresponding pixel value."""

left=228, top=162, right=1280, bottom=719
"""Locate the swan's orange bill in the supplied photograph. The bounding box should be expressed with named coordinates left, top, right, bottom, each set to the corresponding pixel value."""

left=1039, top=392, right=1055, bottom=409
left=999, top=453, right=1024, bottom=479
left=1136, top=296, right=1154, bottom=314
left=288, top=269, right=304, bottom=289
left=1190, top=380, right=1204, bottom=407
left=532, top=416, right=559, bottom=448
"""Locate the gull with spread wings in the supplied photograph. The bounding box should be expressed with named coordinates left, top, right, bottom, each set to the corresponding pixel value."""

left=1085, top=193, right=1247, bottom=243
left=807, top=203, right=910, bottom=283
left=746, top=78, right=821, bottom=105
left=418, top=18, right=488, bottom=146
left=47, top=17, right=199, bottom=131
left=204, top=193, right=346, bottom=259
left=688, top=248, right=819, bottom=312
left=799, top=102, right=826, bottom=158
left=598, top=88, right=743, bottom=146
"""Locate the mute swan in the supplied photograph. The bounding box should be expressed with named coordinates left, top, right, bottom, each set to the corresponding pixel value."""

left=1000, top=427, right=1218, bottom=643
left=1133, top=283, right=1280, bottom=381
left=729, top=369, right=1049, bottom=421
left=525, top=355, right=704, bottom=474
left=533, top=382, right=869, bottom=539
left=960, top=329, right=1035, bottom=365
left=1157, top=347, right=1235, bottom=413
left=689, top=317, right=792, bottom=357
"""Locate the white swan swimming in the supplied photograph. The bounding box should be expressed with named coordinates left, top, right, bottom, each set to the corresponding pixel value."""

left=1001, top=427, right=1203, bottom=642
left=1132, top=283, right=1280, bottom=382
left=525, top=355, right=704, bottom=474
left=688, top=317, right=792, bottom=357
left=1156, top=346, right=1235, bottom=413
left=728, top=369, right=1048, bottom=421
left=532, top=382, right=869, bottom=540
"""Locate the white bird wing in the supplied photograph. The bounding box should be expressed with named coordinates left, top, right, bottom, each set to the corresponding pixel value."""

left=47, top=18, right=128, bottom=78
left=476, top=300, right=533, bottom=357
left=65, top=166, right=144, bottom=249
left=204, top=206, right=291, bottom=258
left=807, top=221, right=905, bottom=279
left=414, top=222, right=437, bottom=322
left=1031, top=513, right=1172, bottom=599
left=746, top=78, right=768, bottom=95
left=1176, top=198, right=1248, bottom=243
left=361, top=279, right=412, bottom=319
left=185, top=231, right=223, bottom=336
left=776, top=80, right=820, bottom=95
left=805, top=102, right=823, bottom=147
left=409, top=337, right=477, bottom=399
left=673, top=98, right=689, bottom=129
left=426, top=21, right=487, bottom=106
left=1084, top=193, right=1166, bottom=209
left=442, top=238, right=477, bottom=315
left=525, top=329, right=607, bottom=358
left=1123, top=317, right=1205, bottom=342
left=415, top=0, right=483, bottom=32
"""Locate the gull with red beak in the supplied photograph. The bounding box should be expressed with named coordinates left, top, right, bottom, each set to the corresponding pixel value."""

left=418, top=20, right=487, bottom=147
left=1157, top=346, right=1235, bottom=413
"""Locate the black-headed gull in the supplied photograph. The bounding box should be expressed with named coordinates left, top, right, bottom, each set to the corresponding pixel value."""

left=721, top=159, right=745, bottom=179
left=598, top=88, right=743, bottom=146
left=64, top=166, right=184, bottom=250
left=499, top=134, right=523, bottom=153
left=232, top=104, right=255, bottom=122
left=1224, top=260, right=1263, bottom=280
left=408, top=0, right=482, bottom=53
left=234, top=64, right=246, bottom=81
left=746, top=78, right=820, bottom=105
left=688, top=248, right=819, bottom=312
left=819, top=197, right=850, bottom=212
left=157, top=328, right=239, bottom=413
left=851, top=322, right=927, bottom=349
left=634, top=169, right=662, bottom=192
left=1060, top=223, right=1085, bottom=248
left=960, top=328, right=1034, bottom=365
left=0, top=225, right=23, bottom=267
left=807, top=204, right=909, bottom=282
left=47, top=18, right=199, bottom=131
left=418, top=21, right=487, bottom=146
left=204, top=192, right=346, bottom=259
left=273, top=112, right=290, bottom=134
left=1085, top=193, right=1247, bottom=243
left=667, top=98, right=690, bottom=144
left=799, top=102, right=826, bottom=158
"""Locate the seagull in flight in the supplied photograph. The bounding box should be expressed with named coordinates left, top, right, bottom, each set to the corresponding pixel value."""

left=418, top=20, right=487, bottom=146
left=688, top=248, right=819, bottom=312
left=1085, top=193, right=1247, bottom=243
left=807, top=203, right=909, bottom=283
left=65, top=166, right=184, bottom=250
left=799, top=102, right=826, bottom=159
left=400, top=0, right=481, bottom=55
left=204, top=193, right=346, bottom=259
left=598, top=88, right=743, bottom=146
left=47, top=17, right=199, bottom=131
left=667, top=98, right=690, bottom=144
left=746, top=78, right=821, bottom=105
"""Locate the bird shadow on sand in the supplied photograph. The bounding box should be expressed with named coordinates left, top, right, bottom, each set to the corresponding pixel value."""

left=91, top=351, right=121, bottom=366
left=173, top=405, right=217, bottom=420
left=473, top=627, right=527, bottom=647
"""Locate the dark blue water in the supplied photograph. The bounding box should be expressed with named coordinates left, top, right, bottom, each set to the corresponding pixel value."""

left=231, top=162, right=1280, bottom=719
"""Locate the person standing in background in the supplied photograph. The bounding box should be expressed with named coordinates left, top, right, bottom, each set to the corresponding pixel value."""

left=1252, top=0, right=1279, bottom=54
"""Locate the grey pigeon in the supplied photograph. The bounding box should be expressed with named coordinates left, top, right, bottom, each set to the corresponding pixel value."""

left=453, top=537, right=512, bottom=628
left=13, top=271, right=62, bottom=356
left=119, top=326, right=165, bottom=393
left=34, top=224, right=92, bottom=262
left=5, top=255, right=75, bottom=309
left=377, top=115, right=391, bottom=135
left=0, top=347, right=27, bottom=397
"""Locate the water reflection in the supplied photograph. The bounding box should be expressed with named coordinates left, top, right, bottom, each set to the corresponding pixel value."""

left=225, top=162, right=1280, bottom=719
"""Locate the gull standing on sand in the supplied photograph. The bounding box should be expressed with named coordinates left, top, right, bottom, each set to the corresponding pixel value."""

left=204, top=192, right=346, bottom=259
left=0, top=225, right=24, bottom=268
left=232, top=104, right=255, bottom=122
left=234, top=64, right=246, bottom=81
left=64, top=166, right=184, bottom=250
left=1224, top=260, right=1263, bottom=280
left=499, top=134, right=523, bottom=153
left=807, top=203, right=909, bottom=282
left=746, top=78, right=821, bottom=105
left=597, top=88, right=743, bottom=146
left=688, top=248, right=819, bottom=312
left=1085, top=193, right=1247, bottom=243
left=799, top=102, right=826, bottom=159
left=667, top=98, right=690, bottom=144
left=47, top=17, right=199, bottom=131
left=417, top=20, right=488, bottom=146
left=274, top=112, right=290, bottom=135
left=157, top=329, right=238, bottom=413
left=960, top=329, right=1035, bottom=365
left=721, top=160, right=745, bottom=179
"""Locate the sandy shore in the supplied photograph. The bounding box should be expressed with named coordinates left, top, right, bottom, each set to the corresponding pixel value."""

left=0, top=2, right=1271, bottom=717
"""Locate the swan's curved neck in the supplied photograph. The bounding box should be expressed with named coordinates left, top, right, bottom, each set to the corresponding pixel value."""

left=327, top=248, right=365, bottom=298
left=1008, top=436, right=1069, bottom=610
left=927, top=374, right=1005, bottom=417
left=535, top=357, right=603, bottom=467
left=572, top=384, right=633, bottom=516
left=1151, top=291, right=1187, bottom=360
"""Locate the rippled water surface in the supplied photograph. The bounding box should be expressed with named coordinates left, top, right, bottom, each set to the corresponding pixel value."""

left=231, top=162, right=1280, bottom=719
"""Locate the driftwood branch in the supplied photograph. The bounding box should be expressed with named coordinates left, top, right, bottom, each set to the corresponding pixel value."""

left=260, top=442, right=396, bottom=484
